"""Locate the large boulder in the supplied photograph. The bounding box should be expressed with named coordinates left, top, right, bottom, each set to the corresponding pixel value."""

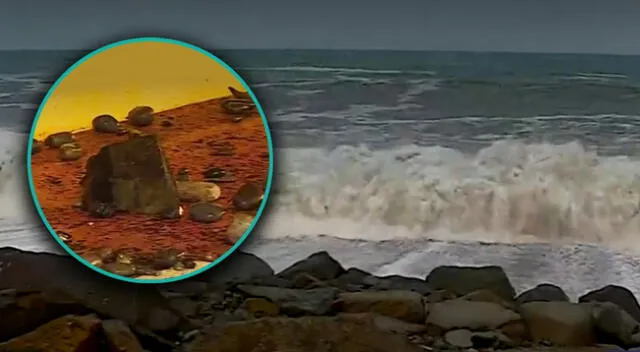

left=516, top=283, right=570, bottom=304
left=334, top=290, right=425, bottom=323
left=185, top=315, right=422, bottom=352
left=277, top=251, right=345, bottom=281
left=0, top=314, right=102, bottom=352
left=579, top=285, right=640, bottom=323
left=426, top=265, right=515, bottom=301
left=81, top=135, right=180, bottom=217
left=519, top=301, right=595, bottom=346
left=195, top=251, right=274, bottom=286
left=236, top=285, right=339, bottom=316
left=426, top=300, right=521, bottom=331
left=589, top=301, right=640, bottom=348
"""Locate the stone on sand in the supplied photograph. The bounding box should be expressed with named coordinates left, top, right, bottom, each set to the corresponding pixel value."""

left=44, top=131, right=74, bottom=148
left=189, top=202, right=224, bottom=223
left=92, top=114, right=120, bottom=133
left=176, top=181, right=221, bottom=203
left=58, top=142, right=83, bottom=161
left=225, top=213, right=254, bottom=242
left=127, top=106, right=154, bottom=127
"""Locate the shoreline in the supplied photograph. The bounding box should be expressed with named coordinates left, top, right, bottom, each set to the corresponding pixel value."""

left=1, top=245, right=639, bottom=351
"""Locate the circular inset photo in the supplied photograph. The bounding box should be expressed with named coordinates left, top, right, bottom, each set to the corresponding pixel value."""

left=27, top=37, right=273, bottom=283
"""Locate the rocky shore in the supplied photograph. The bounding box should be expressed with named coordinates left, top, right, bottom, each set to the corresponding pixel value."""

left=1, top=246, right=639, bottom=352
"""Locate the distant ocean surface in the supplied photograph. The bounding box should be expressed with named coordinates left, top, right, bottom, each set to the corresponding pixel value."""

left=2, top=49, right=640, bottom=298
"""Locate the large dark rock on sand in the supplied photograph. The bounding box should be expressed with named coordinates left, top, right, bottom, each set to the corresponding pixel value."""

left=92, top=114, right=120, bottom=133
left=426, top=265, right=516, bottom=301
left=516, top=283, right=570, bottom=304
left=81, top=135, right=180, bottom=217
left=579, top=285, right=640, bottom=323
left=277, top=251, right=345, bottom=281
left=0, top=314, right=102, bottom=352
left=197, top=251, right=274, bottom=286
left=589, top=301, right=640, bottom=348
left=232, top=183, right=264, bottom=210
left=44, top=131, right=74, bottom=148
left=185, top=314, right=422, bottom=352
left=127, top=106, right=154, bottom=127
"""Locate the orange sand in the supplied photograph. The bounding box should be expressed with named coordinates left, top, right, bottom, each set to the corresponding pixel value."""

left=30, top=97, right=270, bottom=263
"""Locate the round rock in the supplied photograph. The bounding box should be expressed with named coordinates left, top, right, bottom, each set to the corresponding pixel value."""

left=45, top=132, right=74, bottom=148
left=189, top=202, right=225, bottom=223
left=127, top=106, right=154, bottom=127
left=226, top=213, right=254, bottom=243
left=58, top=143, right=83, bottom=161
left=232, top=183, right=264, bottom=210
left=92, top=114, right=120, bottom=133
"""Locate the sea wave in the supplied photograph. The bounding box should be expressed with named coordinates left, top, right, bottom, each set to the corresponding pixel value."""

left=260, top=139, right=640, bottom=253
left=239, top=65, right=437, bottom=76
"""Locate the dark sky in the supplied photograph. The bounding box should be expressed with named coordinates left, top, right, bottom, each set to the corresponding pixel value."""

left=1, top=0, right=640, bottom=54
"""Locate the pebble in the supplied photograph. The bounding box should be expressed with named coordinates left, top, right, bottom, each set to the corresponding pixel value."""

left=45, top=132, right=74, bottom=148
left=58, top=143, right=83, bottom=161
left=92, top=114, right=120, bottom=133
left=232, top=183, right=264, bottom=210
left=225, top=213, right=254, bottom=243
left=189, top=202, right=225, bottom=223
left=127, top=106, right=154, bottom=126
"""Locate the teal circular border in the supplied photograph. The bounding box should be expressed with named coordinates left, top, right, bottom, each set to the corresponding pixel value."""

left=26, top=37, right=274, bottom=284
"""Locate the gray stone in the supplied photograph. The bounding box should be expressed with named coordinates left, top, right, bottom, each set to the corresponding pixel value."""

left=58, top=142, right=83, bottom=161
left=362, top=275, right=431, bottom=295
left=127, top=106, right=154, bottom=127
left=81, top=135, right=180, bottom=217
left=589, top=301, right=640, bottom=348
left=189, top=203, right=224, bottom=223
left=335, top=290, right=425, bottom=323
left=426, top=300, right=521, bottom=330
left=520, top=301, right=595, bottom=346
left=579, top=285, right=640, bottom=323
left=92, top=114, right=120, bottom=133
left=426, top=265, right=516, bottom=300
left=198, top=251, right=274, bottom=286
left=232, top=183, right=264, bottom=211
left=44, top=131, right=74, bottom=148
left=444, top=329, right=473, bottom=348
left=236, top=285, right=339, bottom=316
left=277, top=251, right=345, bottom=281
left=516, top=283, right=570, bottom=304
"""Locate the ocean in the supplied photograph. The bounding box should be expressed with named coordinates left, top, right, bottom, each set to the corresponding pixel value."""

left=1, top=49, right=640, bottom=298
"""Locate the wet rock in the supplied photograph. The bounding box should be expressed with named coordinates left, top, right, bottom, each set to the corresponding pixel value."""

left=236, top=285, right=339, bottom=316
left=335, top=290, right=425, bottom=323
left=232, top=183, right=264, bottom=210
left=44, top=131, right=74, bottom=148
left=516, top=283, right=570, bottom=304
left=127, top=106, right=154, bottom=127
left=176, top=181, right=221, bottom=203
left=58, top=142, right=83, bottom=161
left=225, top=213, right=254, bottom=243
left=82, top=135, right=180, bottom=217
left=277, top=251, right=345, bottom=281
left=445, top=329, right=473, bottom=348
left=426, top=265, right=516, bottom=301
left=0, top=314, right=101, bottom=352
left=189, top=202, right=225, bottom=223
left=31, top=139, right=43, bottom=154
left=426, top=300, right=521, bottom=331
left=240, top=297, right=280, bottom=318
left=362, top=275, right=431, bottom=295
left=185, top=314, right=421, bottom=352
left=102, top=319, right=144, bottom=352
left=199, top=251, right=274, bottom=286
left=520, top=301, right=595, bottom=346
left=329, top=268, right=371, bottom=290
left=589, top=301, right=640, bottom=348
left=579, top=285, right=640, bottom=323
left=92, top=114, right=120, bottom=133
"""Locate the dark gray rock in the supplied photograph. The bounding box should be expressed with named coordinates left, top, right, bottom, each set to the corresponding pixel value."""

left=92, top=114, right=120, bottom=133
left=588, top=301, right=640, bottom=348
left=127, top=106, right=154, bottom=127
left=362, top=275, right=431, bottom=295
left=188, top=203, right=224, bottom=223
left=277, top=251, right=345, bottom=281
left=45, top=131, right=74, bottom=148
left=81, top=135, right=180, bottom=217
left=335, top=290, right=425, bottom=323
left=236, top=285, right=339, bottom=316
left=579, top=285, right=640, bottom=323
left=426, top=265, right=516, bottom=300
left=516, top=283, right=570, bottom=304
left=232, top=183, right=264, bottom=211
left=196, top=251, right=274, bottom=286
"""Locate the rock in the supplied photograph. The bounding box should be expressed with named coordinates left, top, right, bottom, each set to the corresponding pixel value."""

left=0, top=314, right=101, bottom=352
left=461, top=289, right=517, bottom=310
left=236, top=285, right=339, bottom=316
left=100, top=262, right=137, bottom=277
left=240, top=298, right=280, bottom=318
left=445, top=329, right=473, bottom=348
left=362, top=275, right=432, bottom=295
left=44, top=131, right=74, bottom=148
left=127, top=106, right=154, bottom=127
left=189, top=203, right=224, bottom=223
left=232, top=183, right=264, bottom=210
left=426, top=265, right=516, bottom=301
left=225, top=213, right=254, bottom=242
left=426, top=300, right=521, bottom=331
left=589, top=301, right=640, bottom=348
left=102, top=319, right=144, bottom=352
left=185, top=315, right=422, bottom=352
left=81, top=135, right=181, bottom=217
left=579, top=285, right=640, bottom=323
left=229, top=86, right=251, bottom=100
left=31, top=139, right=43, bottom=154
left=343, top=313, right=427, bottom=335
left=516, top=283, right=570, bottom=304
left=198, top=251, right=274, bottom=286
left=330, top=268, right=371, bottom=290
left=176, top=181, right=221, bottom=203
left=520, top=301, right=595, bottom=346
left=0, top=290, right=92, bottom=341
left=471, top=331, right=515, bottom=349
left=277, top=251, right=345, bottom=281
left=92, top=114, right=120, bottom=133
left=335, top=290, right=425, bottom=323
left=58, top=142, right=83, bottom=161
